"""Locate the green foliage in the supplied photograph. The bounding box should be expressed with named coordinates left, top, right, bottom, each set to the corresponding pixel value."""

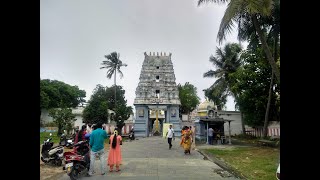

left=113, top=103, right=133, bottom=131
left=204, top=147, right=279, bottom=180
left=100, top=52, right=127, bottom=79
left=48, top=108, right=76, bottom=136
left=82, top=85, right=110, bottom=125
left=178, top=82, right=200, bottom=114
left=198, top=0, right=273, bottom=43
left=230, top=46, right=280, bottom=126
left=82, top=84, right=132, bottom=132
left=105, top=85, right=127, bottom=110
left=198, top=0, right=280, bottom=83
left=203, top=43, right=242, bottom=108
left=40, top=79, right=86, bottom=109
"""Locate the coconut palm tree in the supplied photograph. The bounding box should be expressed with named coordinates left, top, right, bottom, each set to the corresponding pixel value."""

left=198, top=0, right=280, bottom=83
left=204, top=43, right=242, bottom=108
left=100, top=52, right=127, bottom=110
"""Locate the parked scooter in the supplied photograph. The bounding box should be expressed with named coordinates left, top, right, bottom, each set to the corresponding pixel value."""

left=41, top=133, right=64, bottom=166
left=129, top=129, right=135, bottom=140
left=59, top=133, right=74, bottom=149
left=63, top=137, right=90, bottom=180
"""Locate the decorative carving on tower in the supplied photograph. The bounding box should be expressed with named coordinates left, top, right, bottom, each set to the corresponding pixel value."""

left=134, top=52, right=181, bottom=105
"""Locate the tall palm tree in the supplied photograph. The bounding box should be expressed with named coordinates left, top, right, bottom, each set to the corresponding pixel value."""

left=231, top=0, right=280, bottom=138
left=204, top=43, right=242, bottom=108
left=198, top=0, right=280, bottom=83
left=100, top=52, right=127, bottom=110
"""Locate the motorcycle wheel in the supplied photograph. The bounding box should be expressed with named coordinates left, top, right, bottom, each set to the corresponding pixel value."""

left=41, top=157, right=46, bottom=163
left=69, top=167, right=79, bottom=180
left=56, top=159, right=62, bottom=166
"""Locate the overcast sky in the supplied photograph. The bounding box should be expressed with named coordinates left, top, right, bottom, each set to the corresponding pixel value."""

left=40, top=0, right=247, bottom=112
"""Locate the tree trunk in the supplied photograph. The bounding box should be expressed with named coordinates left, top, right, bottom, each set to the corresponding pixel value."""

left=263, top=33, right=278, bottom=138
left=117, top=124, right=124, bottom=135
left=114, top=69, right=117, bottom=110
left=263, top=72, right=274, bottom=138
left=241, top=111, right=245, bottom=135
left=58, top=123, right=63, bottom=136
left=252, top=14, right=280, bottom=83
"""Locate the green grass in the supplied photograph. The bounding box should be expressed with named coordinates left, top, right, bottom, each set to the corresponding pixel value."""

left=204, top=147, right=279, bottom=180
left=40, top=132, right=60, bottom=144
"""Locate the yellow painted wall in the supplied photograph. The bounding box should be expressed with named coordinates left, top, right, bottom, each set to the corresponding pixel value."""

left=197, top=111, right=207, bottom=117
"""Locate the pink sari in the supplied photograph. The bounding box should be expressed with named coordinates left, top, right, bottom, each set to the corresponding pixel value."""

left=107, top=135, right=122, bottom=166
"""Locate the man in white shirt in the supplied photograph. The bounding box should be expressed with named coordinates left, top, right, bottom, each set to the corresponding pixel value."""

left=166, top=125, right=175, bottom=149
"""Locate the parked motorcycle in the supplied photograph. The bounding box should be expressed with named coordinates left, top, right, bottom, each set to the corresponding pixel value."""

left=129, top=129, right=135, bottom=140
left=41, top=133, right=64, bottom=166
left=59, top=134, right=74, bottom=149
left=74, top=139, right=90, bottom=156
left=63, top=140, right=90, bottom=180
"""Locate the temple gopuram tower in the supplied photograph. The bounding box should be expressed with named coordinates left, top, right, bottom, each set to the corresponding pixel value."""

left=134, top=52, right=181, bottom=137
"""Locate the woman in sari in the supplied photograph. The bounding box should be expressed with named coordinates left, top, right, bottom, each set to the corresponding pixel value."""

left=181, top=126, right=192, bottom=154
left=180, top=126, right=189, bottom=146
left=107, top=128, right=122, bottom=172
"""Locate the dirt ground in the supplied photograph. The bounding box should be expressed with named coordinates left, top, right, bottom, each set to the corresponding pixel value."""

left=40, top=143, right=110, bottom=180
left=40, top=145, right=72, bottom=180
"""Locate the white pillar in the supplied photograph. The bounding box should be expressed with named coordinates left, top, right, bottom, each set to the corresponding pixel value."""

left=228, top=121, right=232, bottom=145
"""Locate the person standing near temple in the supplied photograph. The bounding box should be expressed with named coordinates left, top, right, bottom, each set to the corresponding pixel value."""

left=166, top=124, right=175, bottom=149
left=88, top=122, right=108, bottom=176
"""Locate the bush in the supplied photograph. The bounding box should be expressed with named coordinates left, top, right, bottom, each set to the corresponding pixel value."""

left=234, top=133, right=257, bottom=139
left=40, top=131, right=60, bottom=144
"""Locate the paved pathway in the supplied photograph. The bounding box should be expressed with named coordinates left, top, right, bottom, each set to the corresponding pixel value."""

left=58, top=136, right=239, bottom=180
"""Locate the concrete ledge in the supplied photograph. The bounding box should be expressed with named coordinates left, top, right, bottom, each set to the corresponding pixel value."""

left=257, top=139, right=276, bottom=147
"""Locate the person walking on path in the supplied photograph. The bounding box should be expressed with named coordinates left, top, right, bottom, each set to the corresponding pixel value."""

left=107, top=128, right=123, bottom=172
left=181, top=126, right=192, bottom=154
left=166, top=125, right=175, bottom=149
left=180, top=126, right=187, bottom=146
left=88, top=122, right=108, bottom=176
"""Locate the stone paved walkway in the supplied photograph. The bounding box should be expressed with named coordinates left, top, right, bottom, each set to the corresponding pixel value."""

left=58, top=136, right=239, bottom=180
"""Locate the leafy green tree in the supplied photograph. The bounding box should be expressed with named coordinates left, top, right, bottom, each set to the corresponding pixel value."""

left=231, top=46, right=280, bottom=127
left=178, top=82, right=200, bottom=115
left=49, top=108, right=76, bottom=136
left=40, top=79, right=86, bottom=127
left=113, top=103, right=133, bottom=134
left=105, top=85, right=127, bottom=111
left=82, top=85, right=109, bottom=125
left=198, top=0, right=280, bottom=83
left=82, top=84, right=133, bottom=134
left=40, top=79, right=86, bottom=109
left=100, top=52, right=127, bottom=110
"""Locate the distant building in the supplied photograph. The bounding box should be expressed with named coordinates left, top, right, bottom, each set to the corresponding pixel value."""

left=193, top=100, right=242, bottom=143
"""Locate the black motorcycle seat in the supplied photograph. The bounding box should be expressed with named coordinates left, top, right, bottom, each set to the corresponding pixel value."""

left=51, top=145, right=64, bottom=149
